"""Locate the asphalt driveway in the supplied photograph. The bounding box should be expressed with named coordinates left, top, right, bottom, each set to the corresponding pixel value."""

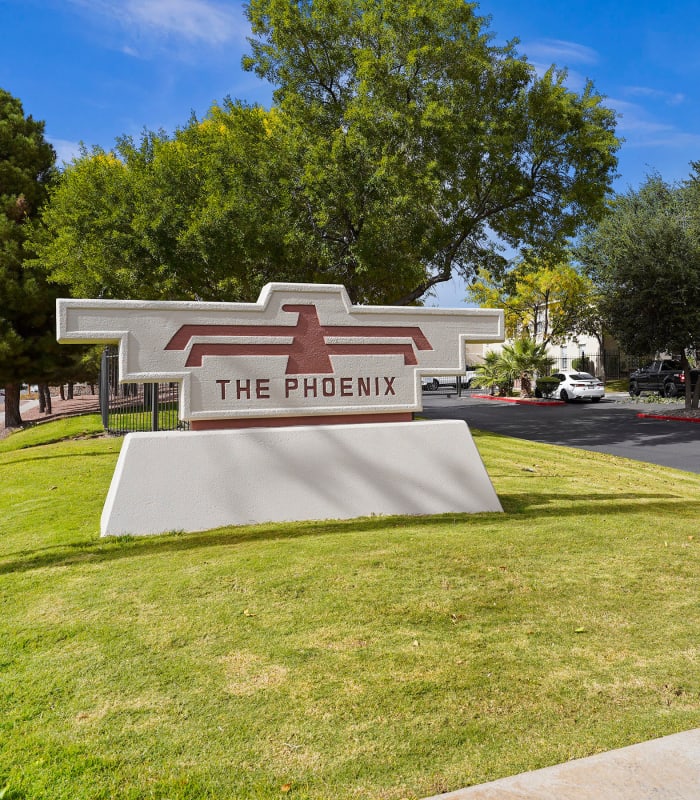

left=421, top=393, right=700, bottom=474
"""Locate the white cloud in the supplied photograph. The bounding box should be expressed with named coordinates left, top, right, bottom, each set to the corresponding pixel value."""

left=607, top=97, right=700, bottom=149
left=529, top=62, right=589, bottom=91
left=628, top=129, right=700, bottom=149
left=522, top=39, right=599, bottom=67
left=49, top=138, right=83, bottom=165
left=69, top=0, right=247, bottom=51
left=122, top=0, right=242, bottom=45
left=624, top=86, right=685, bottom=106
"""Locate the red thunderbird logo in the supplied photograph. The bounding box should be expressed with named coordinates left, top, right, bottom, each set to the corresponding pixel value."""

left=165, top=303, right=433, bottom=374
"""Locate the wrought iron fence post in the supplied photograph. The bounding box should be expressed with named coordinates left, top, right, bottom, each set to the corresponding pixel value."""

left=152, top=384, right=159, bottom=431
left=98, top=346, right=186, bottom=434
left=99, top=347, right=110, bottom=430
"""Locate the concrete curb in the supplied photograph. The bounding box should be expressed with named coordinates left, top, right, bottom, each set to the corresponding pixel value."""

left=637, top=412, right=700, bottom=423
left=470, top=394, right=562, bottom=406
left=422, top=728, right=700, bottom=800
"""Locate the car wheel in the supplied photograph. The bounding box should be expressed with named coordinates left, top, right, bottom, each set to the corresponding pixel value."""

left=430, top=379, right=439, bottom=391
left=591, top=397, right=601, bottom=403
left=534, top=388, right=542, bottom=398
left=560, top=389, right=569, bottom=402
left=629, top=383, right=640, bottom=397
left=664, top=382, right=678, bottom=398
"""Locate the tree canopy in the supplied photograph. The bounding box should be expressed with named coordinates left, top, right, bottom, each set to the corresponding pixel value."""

left=33, top=105, right=310, bottom=302
left=35, top=0, right=620, bottom=306
left=466, top=255, right=601, bottom=345
left=0, top=87, right=75, bottom=427
left=578, top=173, right=700, bottom=407
left=244, top=0, right=620, bottom=304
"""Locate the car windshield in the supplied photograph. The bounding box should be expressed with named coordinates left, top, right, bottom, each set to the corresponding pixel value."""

left=571, top=373, right=595, bottom=380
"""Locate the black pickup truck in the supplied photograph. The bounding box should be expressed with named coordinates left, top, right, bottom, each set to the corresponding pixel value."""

left=629, top=359, right=699, bottom=397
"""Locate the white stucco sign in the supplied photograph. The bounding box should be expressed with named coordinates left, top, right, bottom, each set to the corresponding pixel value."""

left=57, top=283, right=502, bottom=427
left=57, top=283, right=505, bottom=536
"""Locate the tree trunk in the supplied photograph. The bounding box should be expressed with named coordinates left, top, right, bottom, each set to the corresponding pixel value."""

left=67, top=382, right=74, bottom=399
left=43, top=384, right=52, bottom=414
left=3, top=383, right=23, bottom=428
left=60, top=384, right=66, bottom=400
left=595, top=334, right=606, bottom=383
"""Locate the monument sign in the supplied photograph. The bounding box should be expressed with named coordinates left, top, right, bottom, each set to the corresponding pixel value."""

left=58, top=283, right=504, bottom=535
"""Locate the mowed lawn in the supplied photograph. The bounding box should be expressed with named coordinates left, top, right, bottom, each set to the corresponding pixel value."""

left=1, top=415, right=698, bottom=800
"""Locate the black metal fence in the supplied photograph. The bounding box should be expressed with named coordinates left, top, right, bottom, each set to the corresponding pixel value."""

left=99, top=347, right=188, bottom=434
left=550, top=351, right=650, bottom=379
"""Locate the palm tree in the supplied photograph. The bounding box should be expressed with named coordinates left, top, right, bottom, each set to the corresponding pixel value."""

left=472, top=350, right=511, bottom=396
left=497, top=338, right=554, bottom=397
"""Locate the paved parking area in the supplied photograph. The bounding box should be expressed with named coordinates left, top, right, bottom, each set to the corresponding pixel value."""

left=421, top=393, right=700, bottom=474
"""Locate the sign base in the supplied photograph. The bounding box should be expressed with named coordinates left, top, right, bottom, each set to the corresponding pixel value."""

left=101, top=420, right=502, bottom=537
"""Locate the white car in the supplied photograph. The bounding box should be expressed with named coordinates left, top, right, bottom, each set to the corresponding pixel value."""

left=552, top=371, right=605, bottom=402
left=421, top=368, right=477, bottom=391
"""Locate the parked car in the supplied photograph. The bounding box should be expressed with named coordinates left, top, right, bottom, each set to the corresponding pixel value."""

left=629, top=359, right=699, bottom=397
left=550, top=371, right=605, bottom=402
left=421, top=367, right=478, bottom=391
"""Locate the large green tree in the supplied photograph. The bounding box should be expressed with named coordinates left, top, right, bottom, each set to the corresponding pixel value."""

left=0, top=88, right=66, bottom=428
left=36, top=0, right=619, bottom=307
left=467, top=255, right=601, bottom=343
left=578, top=174, right=700, bottom=409
left=244, top=0, right=620, bottom=303
left=33, top=104, right=310, bottom=302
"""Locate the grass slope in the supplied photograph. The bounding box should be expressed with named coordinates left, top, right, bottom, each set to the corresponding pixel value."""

left=1, top=416, right=699, bottom=799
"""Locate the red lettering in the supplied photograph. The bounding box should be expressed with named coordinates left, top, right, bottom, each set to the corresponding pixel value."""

left=216, top=379, right=230, bottom=400
left=256, top=379, right=270, bottom=399
left=304, top=377, right=318, bottom=398
left=218, top=374, right=400, bottom=402
left=236, top=379, right=251, bottom=400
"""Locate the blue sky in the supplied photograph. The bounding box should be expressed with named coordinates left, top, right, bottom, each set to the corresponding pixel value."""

left=2, top=0, right=700, bottom=306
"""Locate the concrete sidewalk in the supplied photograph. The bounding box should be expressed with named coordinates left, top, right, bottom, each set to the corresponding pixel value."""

left=423, top=729, right=700, bottom=799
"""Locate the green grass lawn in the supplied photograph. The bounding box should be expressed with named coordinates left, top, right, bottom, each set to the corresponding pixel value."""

left=1, top=416, right=699, bottom=799
left=605, top=378, right=629, bottom=393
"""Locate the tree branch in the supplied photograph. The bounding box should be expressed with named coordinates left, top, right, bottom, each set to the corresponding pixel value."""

left=392, top=265, right=454, bottom=305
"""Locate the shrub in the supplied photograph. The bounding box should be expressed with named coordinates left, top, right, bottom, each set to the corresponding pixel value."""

left=534, top=376, right=560, bottom=398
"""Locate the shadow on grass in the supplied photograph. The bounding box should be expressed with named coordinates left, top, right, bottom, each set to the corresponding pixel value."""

left=0, top=490, right=687, bottom=576
left=0, top=512, right=487, bottom=575
left=0, top=448, right=117, bottom=466
left=498, top=491, right=680, bottom=514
